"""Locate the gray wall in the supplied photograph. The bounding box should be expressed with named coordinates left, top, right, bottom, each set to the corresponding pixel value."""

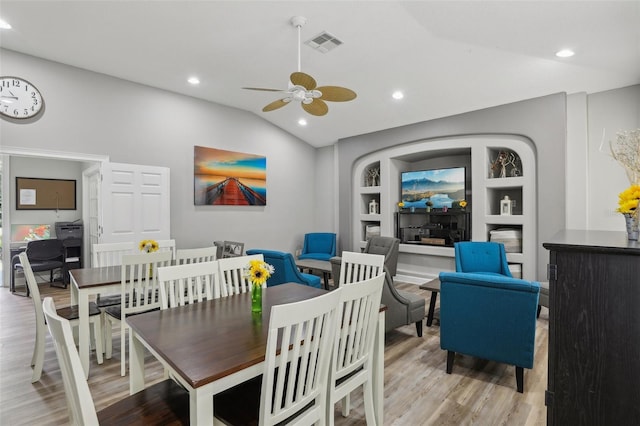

left=0, top=49, right=324, bottom=253
left=336, top=94, right=567, bottom=281
left=586, top=85, right=640, bottom=230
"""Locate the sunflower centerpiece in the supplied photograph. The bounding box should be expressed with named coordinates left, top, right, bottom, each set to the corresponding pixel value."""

left=245, top=260, right=275, bottom=313
left=610, top=129, right=640, bottom=240
left=616, top=184, right=640, bottom=240
left=139, top=239, right=159, bottom=278
left=139, top=239, right=159, bottom=253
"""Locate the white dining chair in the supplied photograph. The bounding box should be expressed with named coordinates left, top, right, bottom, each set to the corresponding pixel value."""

left=175, top=246, right=217, bottom=265
left=217, top=254, right=263, bottom=297
left=328, top=272, right=385, bottom=425
left=42, top=297, right=189, bottom=425
left=20, top=252, right=103, bottom=383
left=155, top=239, right=177, bottom=261
left=337, top=251, right=385, bottom=287
left=214, top=287, right=343, bottom=425
left=92, top=241, right=136, bottom=268
left=104, top=251, right=172, bottom=376
left=157, top=261, right=221, bottom=309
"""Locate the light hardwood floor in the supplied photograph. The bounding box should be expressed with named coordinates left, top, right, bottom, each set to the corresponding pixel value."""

left=0, top=281, right=548, bottom=425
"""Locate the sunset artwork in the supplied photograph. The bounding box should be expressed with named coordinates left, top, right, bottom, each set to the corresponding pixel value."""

left=194, top=146, right=267, bottom=206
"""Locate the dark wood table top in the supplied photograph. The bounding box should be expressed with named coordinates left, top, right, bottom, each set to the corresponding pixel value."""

left=69, top=265, right=122, bottom=289
left=127, top=283, right=326, bottom=388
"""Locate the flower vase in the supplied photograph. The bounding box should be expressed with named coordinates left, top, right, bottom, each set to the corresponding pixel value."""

left=624, top=213, right=639, bottom=241
left=251, top=283, right=262, bottom=313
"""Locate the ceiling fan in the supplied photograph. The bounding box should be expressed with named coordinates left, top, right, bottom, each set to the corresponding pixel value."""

left=243, top=16, right=357, bottom=117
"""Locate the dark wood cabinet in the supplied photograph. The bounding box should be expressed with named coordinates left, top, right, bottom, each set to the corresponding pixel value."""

left=543, top=230, right=640, bottom=425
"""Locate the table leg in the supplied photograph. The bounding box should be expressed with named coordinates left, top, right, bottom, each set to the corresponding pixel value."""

left=323, top=271, right=330, bottom=289
left=78, top=289, right=90, bottom=379
left=426, top=291, right=438, bottom=327
left=129, top=330, right=146, bottom=394
left=373, top=310, right=385, bottom=425
left=192, top=388, right=214, bottom=426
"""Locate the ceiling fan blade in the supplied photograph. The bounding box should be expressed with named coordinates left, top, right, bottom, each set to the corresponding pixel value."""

left=317, top=86, right=357, bottom=102
left=290, top=72, right=317, bottom=90
left=262, top=99, right=290, bottom=112
left=243, top=87, right=286, bottom=92
left=302, top=99, right=328, bottom=116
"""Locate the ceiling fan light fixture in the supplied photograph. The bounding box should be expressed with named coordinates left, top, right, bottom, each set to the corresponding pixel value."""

left=243, top=15, right=356, bottom=116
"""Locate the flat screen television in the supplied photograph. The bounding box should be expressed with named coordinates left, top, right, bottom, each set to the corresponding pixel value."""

left=401, top=167, right=466, bottom=209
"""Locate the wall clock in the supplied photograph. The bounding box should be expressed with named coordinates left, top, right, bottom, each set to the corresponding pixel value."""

left=0, top=76, right=44, bottom=119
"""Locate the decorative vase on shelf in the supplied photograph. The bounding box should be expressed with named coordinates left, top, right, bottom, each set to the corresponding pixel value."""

left=623, top=213, right=639, bottom=241
left=251, top=283, right=263, bottom=313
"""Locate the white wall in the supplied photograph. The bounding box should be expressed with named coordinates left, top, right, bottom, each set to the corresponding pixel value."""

left=0, top=49, right=325, bottom=260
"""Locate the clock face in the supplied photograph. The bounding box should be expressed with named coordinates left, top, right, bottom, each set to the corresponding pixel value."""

left=0, top=77, right=44, bottom=119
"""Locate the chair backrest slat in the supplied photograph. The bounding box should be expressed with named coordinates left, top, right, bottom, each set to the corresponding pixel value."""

left=92, top=242, right=136, bottom=267
left=217, top=254, right=263, bottom=296
left=42, top=297, right=99, bottom=425
left=154, top=239, right=176, bottom=261
left=338, top=251, right=385, bottom=287
left=175, top=246, right=217, bottom=265
left=157, top=261, right=221, bottom=309
left=18, top=253, right=45, bottom=330
left=121, top=251, right=172, bottom=315
left=261, top=288, right=342, bottom=425
left=332, top=273, right=385, bottom=382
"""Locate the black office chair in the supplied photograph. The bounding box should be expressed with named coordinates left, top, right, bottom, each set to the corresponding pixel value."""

left=11, top=239, right=65, bottom=296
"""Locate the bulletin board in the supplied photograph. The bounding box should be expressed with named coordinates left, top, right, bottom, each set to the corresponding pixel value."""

left=16, top=177, right=76, bottom=210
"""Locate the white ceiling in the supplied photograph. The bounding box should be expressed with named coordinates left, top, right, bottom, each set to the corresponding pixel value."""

left=1, top=1, right=638, bottom=147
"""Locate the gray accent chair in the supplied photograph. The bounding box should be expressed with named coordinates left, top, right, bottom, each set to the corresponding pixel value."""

left=364, top=236, right=400, bottom=276
left=330, top=236, right=425, bottom=337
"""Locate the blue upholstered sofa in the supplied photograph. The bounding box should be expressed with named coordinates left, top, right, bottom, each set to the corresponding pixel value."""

left=245, top=249, right=321, bottom=288
left=439, top=271, right=540, bottom=392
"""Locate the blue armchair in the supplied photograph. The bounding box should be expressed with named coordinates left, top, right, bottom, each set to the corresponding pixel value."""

left=298, top=233, right=336, bottom=261
left=246, top=249, right=321, bottom=288
left=454, top=241, right=512, bottom=277
left=439, top=271, right=539, bottom=393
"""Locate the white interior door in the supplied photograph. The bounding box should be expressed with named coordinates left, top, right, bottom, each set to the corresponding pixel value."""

left=98, top=162, right=170, bottom=246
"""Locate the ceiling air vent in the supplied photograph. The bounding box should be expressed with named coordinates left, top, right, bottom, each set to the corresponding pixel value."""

left=305, top=31, right=343, bottom=53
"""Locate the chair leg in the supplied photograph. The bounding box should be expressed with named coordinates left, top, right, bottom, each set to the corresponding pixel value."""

left=415, top=320, right=423, bottom=337
left=31, top=321, right=46, bottom=383
left=537, top=305, right=542, bottom=318
left=446, top=351, right=455, bottom=374
left=362, top=371, right=377, bottom=426
left=516, top=366, right=524, bottom=393
left=120, top=324, right=126, bottom=376
left=105, top=317, right=113, bottom=360
left=341, top=394, right=350, bottom=417
left=92, top=318, right=104, bottom=365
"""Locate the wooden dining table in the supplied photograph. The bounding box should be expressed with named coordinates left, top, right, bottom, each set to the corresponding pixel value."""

left=69, top=265, right=122, bottom=378
left=127, top=282, right=386, bottom=426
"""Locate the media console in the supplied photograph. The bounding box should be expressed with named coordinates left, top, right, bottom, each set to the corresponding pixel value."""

left=396, top=209, right=471, bottom=247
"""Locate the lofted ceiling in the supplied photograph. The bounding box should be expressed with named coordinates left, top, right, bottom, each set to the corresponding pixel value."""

left=0, top=1, right=638, bottom=147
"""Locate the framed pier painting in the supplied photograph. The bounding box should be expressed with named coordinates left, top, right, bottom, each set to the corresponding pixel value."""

left=194, top=146, right=267, bottom=206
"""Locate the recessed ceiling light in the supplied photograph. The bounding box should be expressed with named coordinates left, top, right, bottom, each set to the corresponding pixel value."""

left=187, top=77, right=200, bottom=85
left=392, top=91, right=404, bottom=100
left=298, top=118, right=307, bottom=126
left=555, top=49, right=575, bottom=58
left=0, top=19, right=12, bottom=30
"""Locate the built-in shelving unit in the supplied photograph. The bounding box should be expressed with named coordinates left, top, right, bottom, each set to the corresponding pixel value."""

left=352, top=136, right=536, bottom=280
